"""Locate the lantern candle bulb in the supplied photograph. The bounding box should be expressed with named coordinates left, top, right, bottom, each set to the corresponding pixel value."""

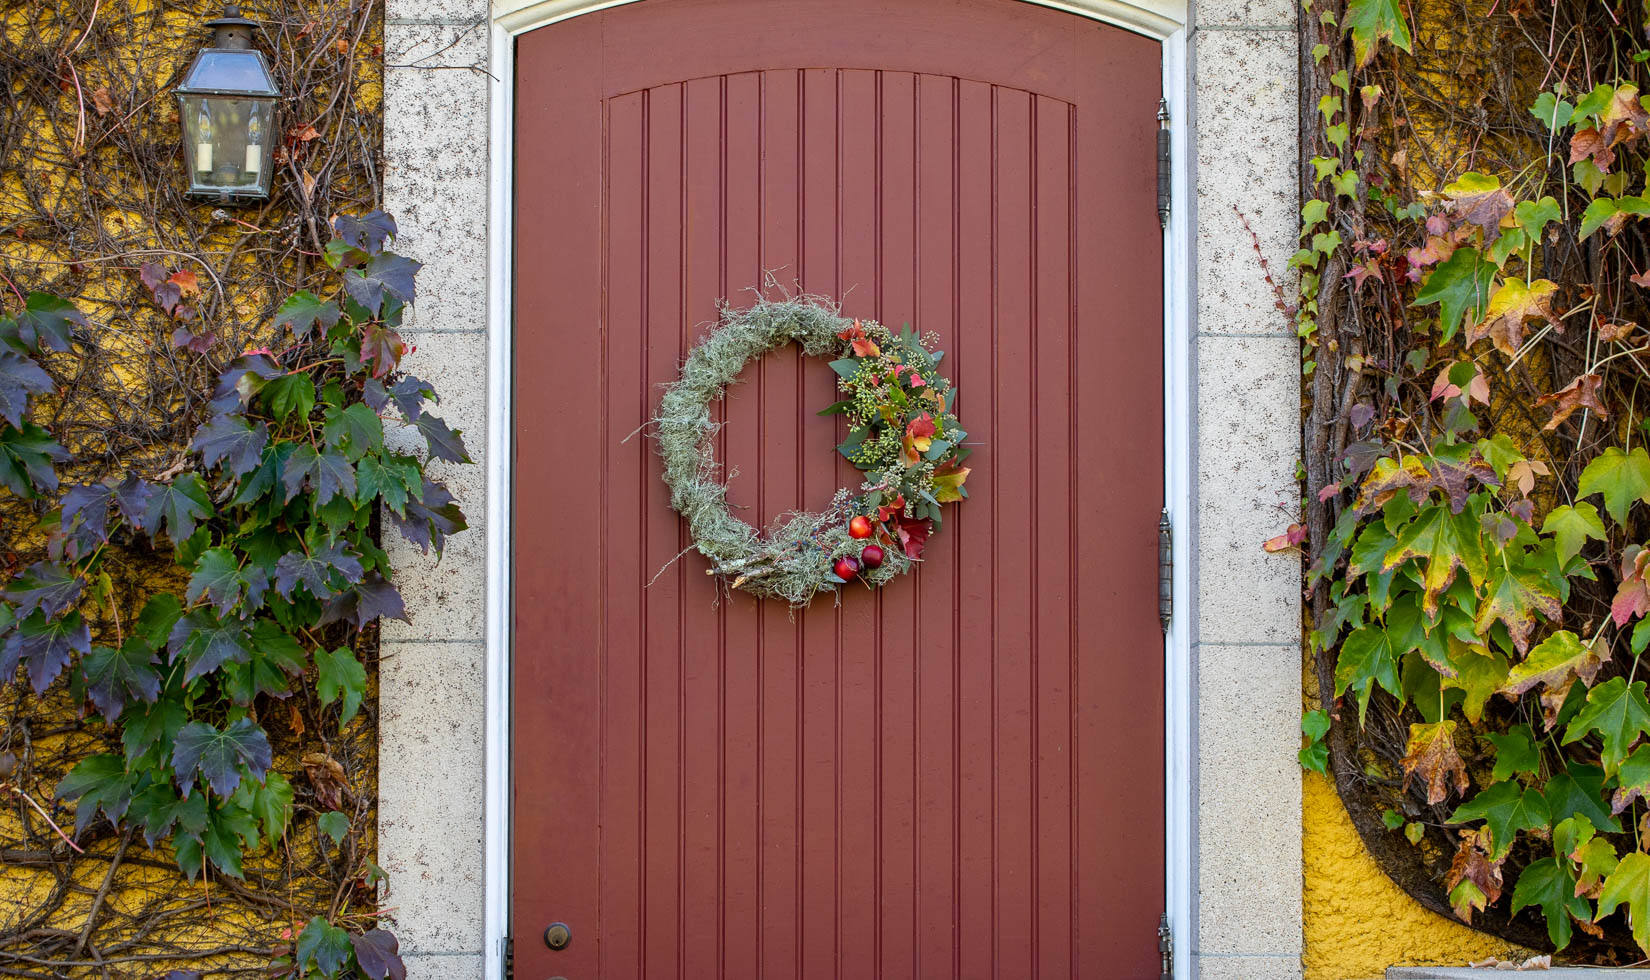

left=195, top=103, right=213, bottom=176
left=244, top=110, right=262, bottom=176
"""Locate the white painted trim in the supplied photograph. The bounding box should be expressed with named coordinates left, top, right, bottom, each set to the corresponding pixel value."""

left=1160, top=28, right=1192, bottom=980
left=480, top=4, right=1195, bottom=978
left=495, top=0, right=1186, bottom=40
left=482, top=19, right=515, bottom=980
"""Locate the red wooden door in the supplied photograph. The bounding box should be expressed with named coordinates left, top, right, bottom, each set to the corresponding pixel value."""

left=512, top=2, right=1164, bottom=977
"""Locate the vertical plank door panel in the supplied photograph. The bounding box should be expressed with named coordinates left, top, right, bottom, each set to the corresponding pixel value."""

left=513, top=2, right=1163, bottom=977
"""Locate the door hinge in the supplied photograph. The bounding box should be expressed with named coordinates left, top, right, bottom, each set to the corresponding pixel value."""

left=504, top=935, right=514, bottom=980
left=1158, top=913, right=1174, bottom=979
left=1158, top=510, right=1173, bottom=633
left=1156, top=99, right=1171, bottom=228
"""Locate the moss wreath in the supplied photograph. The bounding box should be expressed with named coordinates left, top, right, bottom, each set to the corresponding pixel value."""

left=654, top=295, right=975, bottom=605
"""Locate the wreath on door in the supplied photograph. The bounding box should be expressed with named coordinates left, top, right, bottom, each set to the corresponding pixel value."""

left=654, top=295, right=974, bottom=605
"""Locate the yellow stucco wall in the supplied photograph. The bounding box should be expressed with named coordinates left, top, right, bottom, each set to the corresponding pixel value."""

left=1303, top=772, right=1528, bottom=978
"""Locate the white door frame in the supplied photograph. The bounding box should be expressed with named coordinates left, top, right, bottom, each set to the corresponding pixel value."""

left=482, top=3, right=1195, bottom=976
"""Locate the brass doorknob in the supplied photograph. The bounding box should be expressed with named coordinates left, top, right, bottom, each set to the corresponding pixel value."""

left=544, top=922, right=572, bottom=950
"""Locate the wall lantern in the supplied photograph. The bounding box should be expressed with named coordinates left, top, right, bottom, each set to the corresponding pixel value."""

left=175, top=5, right=280, bottom=203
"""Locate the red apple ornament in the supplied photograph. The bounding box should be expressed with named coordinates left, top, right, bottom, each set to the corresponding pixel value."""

left=848, top=515, right=873, bottom=539
left=833, top=555, right=861, bottom=580
left=860, top=544, right=885, bottom=569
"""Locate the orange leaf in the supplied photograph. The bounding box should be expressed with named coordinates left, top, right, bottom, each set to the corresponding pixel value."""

left=1402, top=720, right=1469, bottom=805
left=1535, top=373, right=1607, bottom=431
left=167, top=268, right=201, bottom=300
left=91, top=86, right=113, bottom=116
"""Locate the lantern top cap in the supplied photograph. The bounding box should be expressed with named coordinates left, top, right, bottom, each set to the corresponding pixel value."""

left=204, top=4, right=258, bottom=30
left=177, top=5, right=279, bottom=97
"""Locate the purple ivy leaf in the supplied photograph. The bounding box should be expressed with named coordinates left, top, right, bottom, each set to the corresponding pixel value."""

left=273, top=543, right=364, bottom=602
left=170, top=718, right=271, bottom=798
left=80, top=642, right=161, bottom=722
left=413, top=413, right=471, bottom=464
left=4, top=561, right=84, bottom=619
left=342, top=253, right=420, bottom=316
left=113, top=474, right=155, bottom=527
left=5, top=611, right=91, bottom=694
left=332, top=211, right=397, bottom=256
left=389, top=477, right=467, bottom=555
left=209, top=354, right=285, bottom=414
left=192, top=415, right=270, bottom=478
left=0, top=349, right=54, bottom=428
left=350, top=928, right=406, bottom=980
left=351, top=575, right=408, bottom=628
left=166, top=610, right=252, bottom=683
left=1349, top=401, right=1377, bottom=430
left=62, top=483, right=115, bottom=542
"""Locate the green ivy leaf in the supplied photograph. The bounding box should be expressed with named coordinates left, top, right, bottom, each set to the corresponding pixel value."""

left=121, top=696, right=186, bottom=767
left=10, top=292, right=86, bottom=353
left=1563, top=676, right=1650, bottom=774
left=1542, top=764, right=1622, bottom=834
left=262, top=373, right=316, bottom=421
left=1343, top=0, right=1412, bottom=66
left=1412, top=248, right=1496, bottom=343
left=296, top=917, right=354, bottom=976
left=1511, top=857, right=1589, bottom=950
left=128, top=778, right=207, bottom=847
left=186, top=548, right=245, bottom=615
left=1448, top=779, right=1552, bottom=859
left=1483, top=726, right=1540, bottom=782
left=323, top=403, right=384, bottom=462
left=1529, top=91, right=1576, bottom=132
left=55, top=754, right=134, bottom=836
left=1615, top=745, right=1650, bottom=812
left=142, top=474, right=213, bottom=544
left=272, top=291, right=341, bottom=341
left=1334, top=600, right=1423, bottom=721
left=201, top=798, right=259, bottom=878
left=1579, top=446, right=1650, bottom=526
left=79, top=642, right=160, bottom=722
left=1597, top=852, right=1650, bottom=952
left=1472, top=563, right=1560, bottom=655
left=317, top=809, right=350, bottom=845
left=315, top=646, right=367, bottom=724
left=1514, top=196, right=1562, bottom=241
left=235, top=771, right=294, bottom=846
left=1382, top=503, right=1487, bottom=614
left=0, top=422, right=68, bottom=496
left=1543, top=502, right=1607, bottom=564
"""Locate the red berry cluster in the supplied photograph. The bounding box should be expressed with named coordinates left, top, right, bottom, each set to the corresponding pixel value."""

left=833, top=515, right=887, bottom=580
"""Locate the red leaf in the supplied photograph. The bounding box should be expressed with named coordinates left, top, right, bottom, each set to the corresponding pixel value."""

left=896, top=516, right=931, bottom=559
left=1262, top=523, right=1308, bottom=553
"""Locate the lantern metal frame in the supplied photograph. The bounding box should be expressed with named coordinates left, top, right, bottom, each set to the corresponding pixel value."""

left=175, top=5, right=280, bottom=203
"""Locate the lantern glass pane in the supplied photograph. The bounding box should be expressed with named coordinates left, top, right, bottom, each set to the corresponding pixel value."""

left=180, top=49, right=278, bottom=96
left=179, top=94, right=275, bottom=199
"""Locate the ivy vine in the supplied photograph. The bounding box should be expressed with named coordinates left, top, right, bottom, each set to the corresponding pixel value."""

left=0, top=212, right=467, bottom=979
left=1294, top=0, right=1650, bottom=959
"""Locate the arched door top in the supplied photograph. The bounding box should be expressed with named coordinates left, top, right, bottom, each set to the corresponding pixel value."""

left=495, top=0, right=1186, bottom=43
